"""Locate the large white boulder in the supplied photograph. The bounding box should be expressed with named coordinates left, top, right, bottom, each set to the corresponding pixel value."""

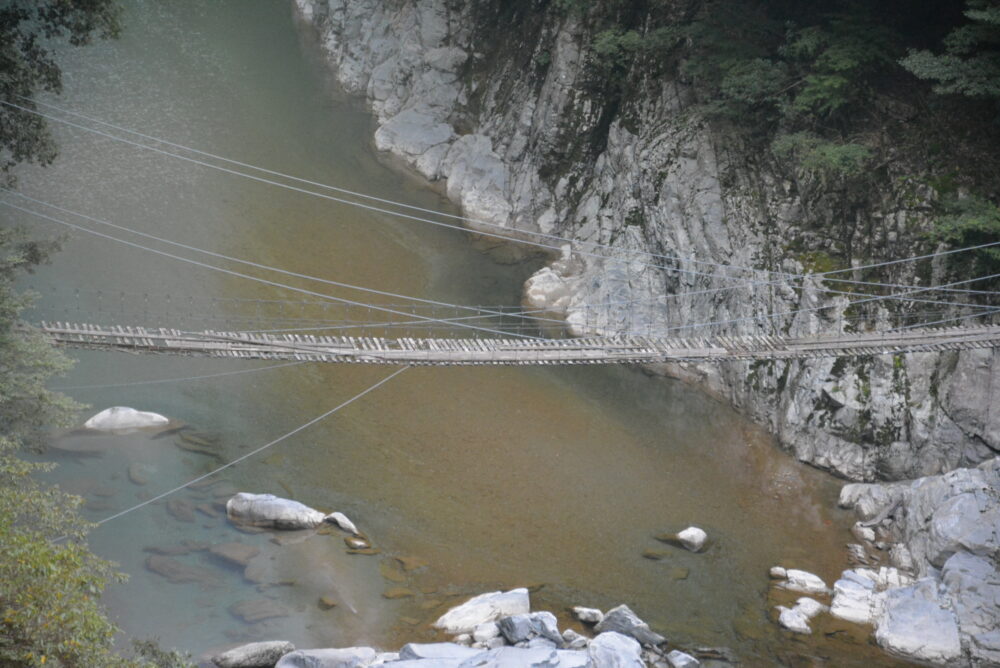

left=275, top=647, right=376, bottom=668
left=830, top=570, right=877, bottom=625
left=226, top=493, right=326, bottom=530
left=433, top=589, right=530, bottom=634
left=587, top=632, right=644, bottom=668
left=84, top=406, right=169, bottom=431
left=874, top=580, right=962, bottom=665
left=398, top=643, right=481, bottom=662
left=212, top=641, right=294, bottom=668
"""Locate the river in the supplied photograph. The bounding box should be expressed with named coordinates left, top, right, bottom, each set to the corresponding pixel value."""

left=9, top=1, right=902, bottom=664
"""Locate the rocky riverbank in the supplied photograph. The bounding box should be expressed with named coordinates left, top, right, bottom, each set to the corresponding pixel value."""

left=290, top=0, right=999, bottom=484
left=207, top=589, right=709, bottom=668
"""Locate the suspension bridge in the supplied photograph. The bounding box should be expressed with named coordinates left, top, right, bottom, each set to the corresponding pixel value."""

left=5, top=96, right=1000, bottom=368
left=37, top=321, right=1000, bottom=365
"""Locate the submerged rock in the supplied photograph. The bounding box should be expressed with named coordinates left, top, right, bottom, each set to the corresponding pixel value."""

left=226, top=493, right=326, bottom=530
left=209, top=542, right=261, bottom=568
left=433, top=588, right=530, bottom=634
left=144, top=555, right=218, bottom=586
left=594, top=604, right=665, bottom=647
left=84, top=406, right=169, bottom=431
left=212, top=640, right=295, bottom=668
left=229, top=599, right=292, bottom=624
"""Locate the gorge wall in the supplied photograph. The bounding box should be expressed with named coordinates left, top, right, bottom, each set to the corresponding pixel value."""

left=292, top=0, right=1000, bottom=483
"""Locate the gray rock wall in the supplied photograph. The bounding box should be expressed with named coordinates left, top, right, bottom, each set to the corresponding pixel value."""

left=293, top=0, right=1000, bottom=482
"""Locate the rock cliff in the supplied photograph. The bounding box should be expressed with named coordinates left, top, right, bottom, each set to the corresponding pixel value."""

left=292, top=0, right=1000, bottom=482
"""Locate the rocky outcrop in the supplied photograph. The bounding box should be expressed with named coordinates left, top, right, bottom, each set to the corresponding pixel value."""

left=835, top=458, right=1000, bottom=665
left=249, top=597, right=688, bottom=667
left=292, top=0, right=1000, bottom=482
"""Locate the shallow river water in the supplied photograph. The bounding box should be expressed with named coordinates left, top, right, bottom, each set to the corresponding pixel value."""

left=10, top=1, right=909, bottom=665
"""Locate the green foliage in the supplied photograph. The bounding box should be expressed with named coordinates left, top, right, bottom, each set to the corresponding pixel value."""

left=0, top=439, right=139, bottom=667
left=783, top=17, right=898, bottom=118
left=771, top=131, right=872, bottom=180
left=0, top=0, right=122, bottom=184
left=0, top=228, right=79, bottom=447
left=930, top=194, right=1000, bottom=280
left=901, top=0, right=1000, bottom=100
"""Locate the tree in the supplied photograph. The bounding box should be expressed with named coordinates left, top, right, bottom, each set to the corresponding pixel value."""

left=900, top=0, right=1000, bottom=101
left=0, top=0, right=121, bottom=184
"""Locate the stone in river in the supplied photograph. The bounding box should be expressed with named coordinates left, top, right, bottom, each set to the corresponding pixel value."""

left=379, top=561, right=407, bottom=583
left=128, top=462, right=152, bottom=486
left=166, top=498, right=196, bottom=523
left=346, top=547, right=380, bottom=556
left=434, top=588, right=531, bottom=634
left=676, top=527, right=708, bottom=552
left=210, top=542, right=261, bottom=568
left=588, top=632, right=644, bottom=667
left=212, top=640, right=295, bottom=668
left=275, top=648, right=376, bottom=668
left=398, top=643, right=481, bottom=661
left=84, top=406, right=169, bottom=431
left=642, top=549, right=670, bottom=561
left=226, top=493, right=325, bottom=530
left=318, top=595, right=338, bottom=610
left=498, top=611, right=563, bottom=646
left=874, top=579, right=962, bottom=665
left=325, top=511, right=359, bottom=535
left=774, top=568, right=829, bottom=595
left=394, top=555, right=428, bottom=572
left=145, top=556, right=219, bottom=586
left=383, top=587, right=415, bottom=599
left=229, top=599, right=292, bottom=624
left=345, top=536, right=371, bottom=550
left=571, top=606, right=604, bottom=624
left=669, top=567, right=690, bottom=581
left=665, top=649, right=700, bottom=667
left=143, top=540, right=208, bottom=556
left=594, top=604, right=665, bottom=646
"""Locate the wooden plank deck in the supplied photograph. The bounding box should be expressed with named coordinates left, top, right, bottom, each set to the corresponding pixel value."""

left=35, top=321, right=1000, bottom=366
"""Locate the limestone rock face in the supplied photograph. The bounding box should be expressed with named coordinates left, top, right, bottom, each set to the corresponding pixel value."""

left=84, top=406, right=169, bottom=431
left=292, top=0, right=1000, bottom=484
left=226, top=493, right=326, bottom=530
left=212, top=640, right=295, bottom=668
left=433, top=589, right=530, bottom=634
